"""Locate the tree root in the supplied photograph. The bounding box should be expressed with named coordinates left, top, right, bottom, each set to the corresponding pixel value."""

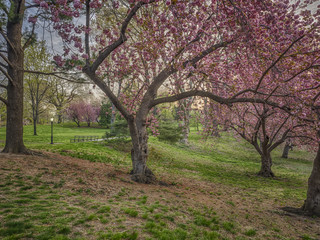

left=257, top=170, right=275, bottom=178
left=130, top=167, right=157, bottom=184
left=1, top=147, right=43, bottom=156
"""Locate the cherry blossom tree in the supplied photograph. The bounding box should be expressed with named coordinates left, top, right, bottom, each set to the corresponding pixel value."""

left=83, top=103, right=100, bottom=127
left=48, top=79, right=80, bottom=124
left=210, top=103, right=307, bottom=177
left=65, top=102, right=85, bottom=127
left=45, top=0, right=319, bottom=183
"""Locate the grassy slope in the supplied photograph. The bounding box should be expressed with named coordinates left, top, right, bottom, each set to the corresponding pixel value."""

left=0, top=124, right=318, bottom=240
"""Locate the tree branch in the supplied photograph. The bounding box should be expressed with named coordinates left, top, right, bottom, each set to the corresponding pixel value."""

left=0, top=96, right=8, bottom=105
left=0, top=27, right=15, bottom=53
left=0, top=65, right=14, bottom=85
left=90, top=0, right=155, bottom=72
left=24, top=70, right=91, bottom=84
left=284, top=64, right=320, bottom=83
left=22, top=22, right=36, bottom=50
left=0, top=83, right=7, bottom=89
left=255, top=34, right=305, bottom=91
left=149, top=90, right=283, bottom=109
left=83, top=69, right=132, bottom=120
left=0, top=52, right=13, bottom=68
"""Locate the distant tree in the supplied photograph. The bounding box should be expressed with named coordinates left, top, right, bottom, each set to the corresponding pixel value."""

left=83, top=103, right=100, bottom=127
left=209, top=103, right=306, bottom=177
left=47, top=79, right=80, bottom=124
left=99, top=102, right=113, bottom=127
left=66, top=101, right=100, bottom=127
left=281, top=140, right=293, bottom=159
left=24, top=42, right=52, bottom=135
left=65, top=102, right=84, bottom=127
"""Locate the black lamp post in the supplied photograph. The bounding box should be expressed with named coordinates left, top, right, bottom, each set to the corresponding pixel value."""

left=50, top=118, right=54, bottom=144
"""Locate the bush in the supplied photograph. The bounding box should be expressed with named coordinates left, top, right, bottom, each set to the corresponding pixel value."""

left=105, top=120, right=129, bottom=138
left=157, top=122, right=183, bottom=144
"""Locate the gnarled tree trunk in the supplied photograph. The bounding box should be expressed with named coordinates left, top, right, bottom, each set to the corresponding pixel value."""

left=2, top=2, right=28, bottom=154
left=258, top=152, right=274, bottom=177
left=128, top=119, right=156, bottom=183
left=303, top=144, right=320, bottom=216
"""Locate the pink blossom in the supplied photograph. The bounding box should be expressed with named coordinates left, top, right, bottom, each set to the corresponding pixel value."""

left=73, top=0, right=82, bottom=9
left=40, top=1, right=48, bottom=9
left=82, top=54, right=89, bottom=59
left=28, top=17, right=37, bottom=24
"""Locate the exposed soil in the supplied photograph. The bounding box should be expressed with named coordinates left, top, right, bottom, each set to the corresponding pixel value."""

left=0, top=152, right=319, bottom=239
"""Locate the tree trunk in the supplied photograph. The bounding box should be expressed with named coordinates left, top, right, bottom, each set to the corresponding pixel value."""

left=258, top=152, right=275, bottom=177
left=281, top=141, right=292, bottom=158
left=2, top=2, right=28, bottom=154
left=181, top=126, right=189, bottom=144
left=128, top=119, right=156, bottom=183
left=33, top=117, right=37, bottom=136
left=110, top=103, right=115, bottom=132
left=3, top=82, right=27, bottom=153
left=57, top=114, right=62, bottom=124
left=57, top=107, right=63, bottom=124
left=303, top=144, right=320, bottom=216
left=32, top=108, right=38, bottom=136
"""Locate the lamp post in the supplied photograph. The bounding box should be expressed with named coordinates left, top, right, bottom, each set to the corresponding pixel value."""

left=50, top=118, right=54, bottom=144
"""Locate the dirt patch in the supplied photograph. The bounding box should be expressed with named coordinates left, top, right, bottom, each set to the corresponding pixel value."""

left=0, top=152, right=319, bottom=239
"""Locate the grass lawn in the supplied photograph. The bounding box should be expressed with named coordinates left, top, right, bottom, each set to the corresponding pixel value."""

left=0, top=124, right=318, bottom=240
left=0, top=123, right=108, bottom=146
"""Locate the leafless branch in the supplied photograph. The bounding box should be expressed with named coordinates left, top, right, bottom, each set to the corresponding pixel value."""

left=0, top=96, right=7, bottom=105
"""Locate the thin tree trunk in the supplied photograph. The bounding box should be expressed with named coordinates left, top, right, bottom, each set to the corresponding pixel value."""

left=281, top=141, right=292, bottom=158
left=181, top=125, right=189, bottom=144
left=303, top=143, right=320, bottom=216
left=111, top=103, right=115, bottom=132
left=57, top=107, right=63, bottom=124
left=32, top=107, right=38, bottom=136
left=2, top=2, right=28, bottom=153
left=128, top=119, right=156, bottom=183
left=33, top=117, right=37, bottom=135
left=258, top=152, right=275, bottom=177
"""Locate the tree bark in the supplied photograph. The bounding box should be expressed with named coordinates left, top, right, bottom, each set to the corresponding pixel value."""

left=111, top=103, right=115, bottom=132
left=258, top=152, right=275, bottom=177
left=281, top=141, right=292, bottom=158
left=128, top=119, right=156, bottom=183
left=303, top=144, right=320, bottom=216
left=2, top=0, right=28, bottom=153
left=57, top=107, right=63, bottom=124
left=33, top=116, right=37, bottom=136
left=181, top=125, right=189, bottom=144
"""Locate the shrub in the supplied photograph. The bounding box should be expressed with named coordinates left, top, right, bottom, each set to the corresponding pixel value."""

left=157, top=122, right=183, bottom=144
left=105, top=120, right=129, bottom=138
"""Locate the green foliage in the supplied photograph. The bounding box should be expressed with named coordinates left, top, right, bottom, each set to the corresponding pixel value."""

left=157, top=121, right=183, bottom=144
left=105, top=120, right=129, bottom=138
left=99, top=102, right=112, bottom=127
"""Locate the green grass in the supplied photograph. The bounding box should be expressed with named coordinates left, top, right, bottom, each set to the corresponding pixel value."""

left=0, top=124, right=318, bottom=239
left=0, top=123, right=108, bottom=147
